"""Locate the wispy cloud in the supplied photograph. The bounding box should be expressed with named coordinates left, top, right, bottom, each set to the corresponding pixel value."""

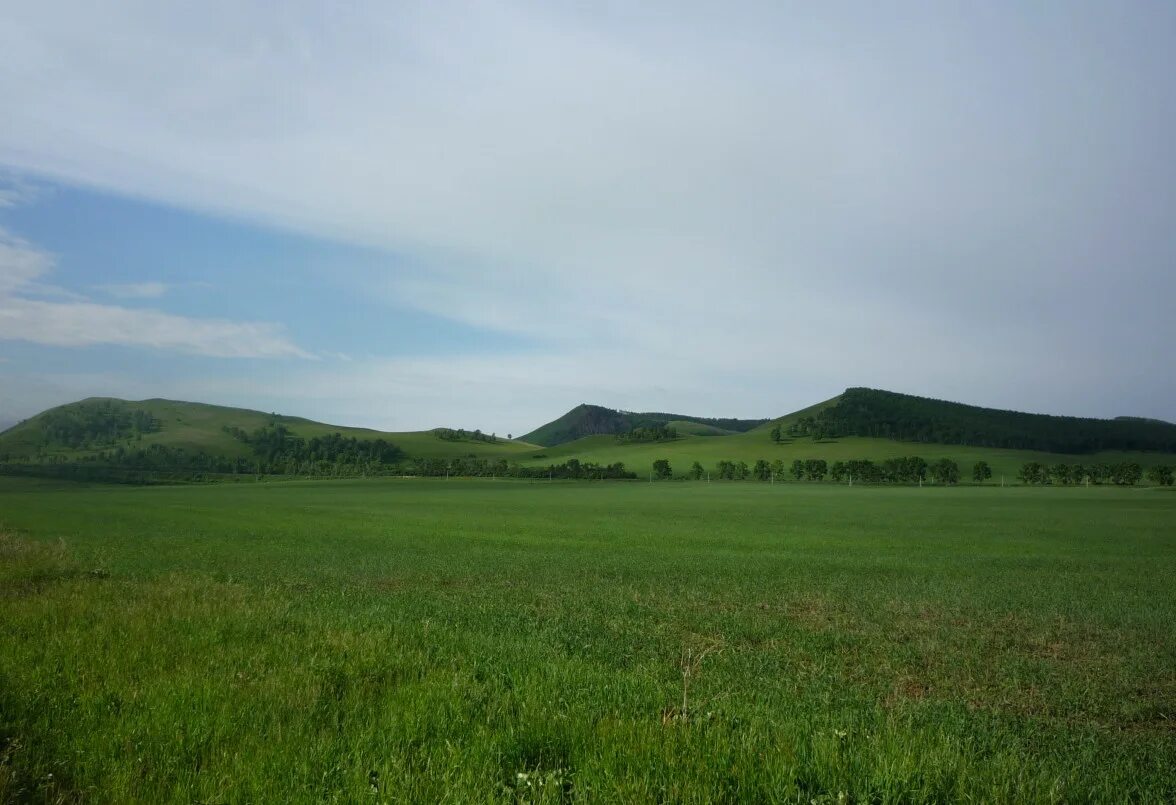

left=0, top=172, right=44, bottom=209
left=96, top=281, right=169, bottom=299
left=0, top=229, right=310, bottom=358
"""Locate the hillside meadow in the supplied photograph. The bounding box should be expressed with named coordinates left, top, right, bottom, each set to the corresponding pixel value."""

left=1, top=477, right=1173, bottom=802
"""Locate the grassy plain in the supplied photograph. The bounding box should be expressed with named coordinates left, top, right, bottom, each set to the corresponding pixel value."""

left=1, top=478, right=1174, bottom=802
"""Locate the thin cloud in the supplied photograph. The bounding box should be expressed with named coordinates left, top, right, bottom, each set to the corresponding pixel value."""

left=0, top=229, right=311, bottom=359
left=96, top=281, right=169, bottom=299
left=0, top=172, right=44, bottom=208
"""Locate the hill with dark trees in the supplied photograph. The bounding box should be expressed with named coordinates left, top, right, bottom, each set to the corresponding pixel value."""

left=788, top=388, right=1176, bottom=454
left=522, top=404, right=766, bottom=447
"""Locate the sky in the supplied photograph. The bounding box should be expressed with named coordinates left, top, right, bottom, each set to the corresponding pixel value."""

left=1, top=1, right=1174, bottom=434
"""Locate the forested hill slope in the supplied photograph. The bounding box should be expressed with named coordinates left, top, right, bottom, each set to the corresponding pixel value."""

left=522, top=404, right=767, bottom=447
left=793, top=388, right=1176, bottom=454
left=0, top=397, right=538, bottom=464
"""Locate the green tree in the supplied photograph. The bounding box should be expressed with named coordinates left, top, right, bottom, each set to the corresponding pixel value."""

left=1146, top=464, right=1174, bottom=486
left=689, top=461, right=705, bottom=480
left=1111, top=462, right=1142, bottom=486
left=753, top=459, right=771, bottom=481
left=972, top=460, right=992, bottom=484
left=1018, top=462, right=1046, bottom=485
left=652, top=459, right=672, bottom=480
left=770, top=459, right=786, bottom=481
left=789, top=459, right=804, bottom=481
left=1049, top=463, right=1072, bottom=486
left=930, top=458, right=959, bottom=485
left=769, top=425, right=782, bottom=444
left=803, top=459, right=827, bottom=481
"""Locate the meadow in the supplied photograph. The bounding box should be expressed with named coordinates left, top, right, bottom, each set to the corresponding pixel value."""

left=1, top=477, right=1174, bottom=802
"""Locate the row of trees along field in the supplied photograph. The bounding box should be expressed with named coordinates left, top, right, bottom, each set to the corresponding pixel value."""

left=407, top=457, right=635, bottom=479
left=0, top=450, right=637, bottom=484
left=660, top=456, right=967, bottom=483
left=1018, top=461, right=1173, bottom=486
left=769, top=388, right=1176, bottom=453
left=651, top=457, right=1175, bottom=485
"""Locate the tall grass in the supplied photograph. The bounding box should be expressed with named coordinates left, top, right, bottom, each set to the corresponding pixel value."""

left=0, top=478, right=1173, bottom=802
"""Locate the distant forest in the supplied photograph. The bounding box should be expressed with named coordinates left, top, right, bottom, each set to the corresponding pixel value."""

left=224, top=423, right=404, bottom=468
left=616, top=424, right=678, bottom=444
left=38, top=400, right=159, bottom=449
left=433, top=427, right=498, bottom=443
left=783, top=388, right=1176, bottom=454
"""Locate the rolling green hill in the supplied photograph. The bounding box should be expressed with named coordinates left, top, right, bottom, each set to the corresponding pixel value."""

left=3, top=390, right=1174, bottom=484
left=801, top=388, right=1176, bottom=453
left=521, top=404, right=767, bottom=446
left=0, top=398, right=538, bottom=464
left=519, top=389, right=1176, bottom=481
left=663, top=420, right=737, bottom=436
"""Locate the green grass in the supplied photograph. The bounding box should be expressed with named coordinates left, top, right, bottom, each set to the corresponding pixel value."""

left=663, top=420, right=737, bottom=436
left=1, top=477, right=1173, bottom=802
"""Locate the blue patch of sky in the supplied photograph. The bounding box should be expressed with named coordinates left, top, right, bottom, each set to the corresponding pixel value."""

left=1, top=179, right=533, bottom=360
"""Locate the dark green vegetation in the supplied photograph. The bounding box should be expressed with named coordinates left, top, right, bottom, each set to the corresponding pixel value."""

left=521, top=404, right=766, bottom=447
left=1, top=478, right=1174, bottom=802
left=433, top=427, right=500, bottom=443
left=616, top=424, right=679, bottom=444
left=790, top=388, right=1176, bottom=453
left=0, top=398, right=540, bottom=483
left=1017, top=461, right=1160, bottom=487
left=4, top=391, right=1176, bottom=487
left=35, top=400, right=161, bottom=448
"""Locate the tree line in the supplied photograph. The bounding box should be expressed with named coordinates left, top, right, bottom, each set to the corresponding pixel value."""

left=223, top=423, right=404, bottom=467
left=433, top=427, right=498, bottom=443
left=658, top=456, right=966, bottom=484
left=616, top=424, right=678, bottom=444
left=643, top=457, right=1174, bottom=485
left=1017, top=461, right=1173, bottom=486
left=407, top=456, right=634, bottom=480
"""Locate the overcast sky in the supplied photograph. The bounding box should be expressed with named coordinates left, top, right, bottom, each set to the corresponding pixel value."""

left=1, top=1, right=1174, bottom=433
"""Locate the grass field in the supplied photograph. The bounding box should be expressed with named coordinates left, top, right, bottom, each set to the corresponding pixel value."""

left=1, top=478, right=1174, bottom=802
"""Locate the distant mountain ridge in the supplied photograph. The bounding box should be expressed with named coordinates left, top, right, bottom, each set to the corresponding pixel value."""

left=5, top=390, right=1176, bottom=470
left=0, top=397, right=540, bottom=465
left=798, top=388, right=1176, bottom=454
left=521, top=404, right=768, bottom=447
